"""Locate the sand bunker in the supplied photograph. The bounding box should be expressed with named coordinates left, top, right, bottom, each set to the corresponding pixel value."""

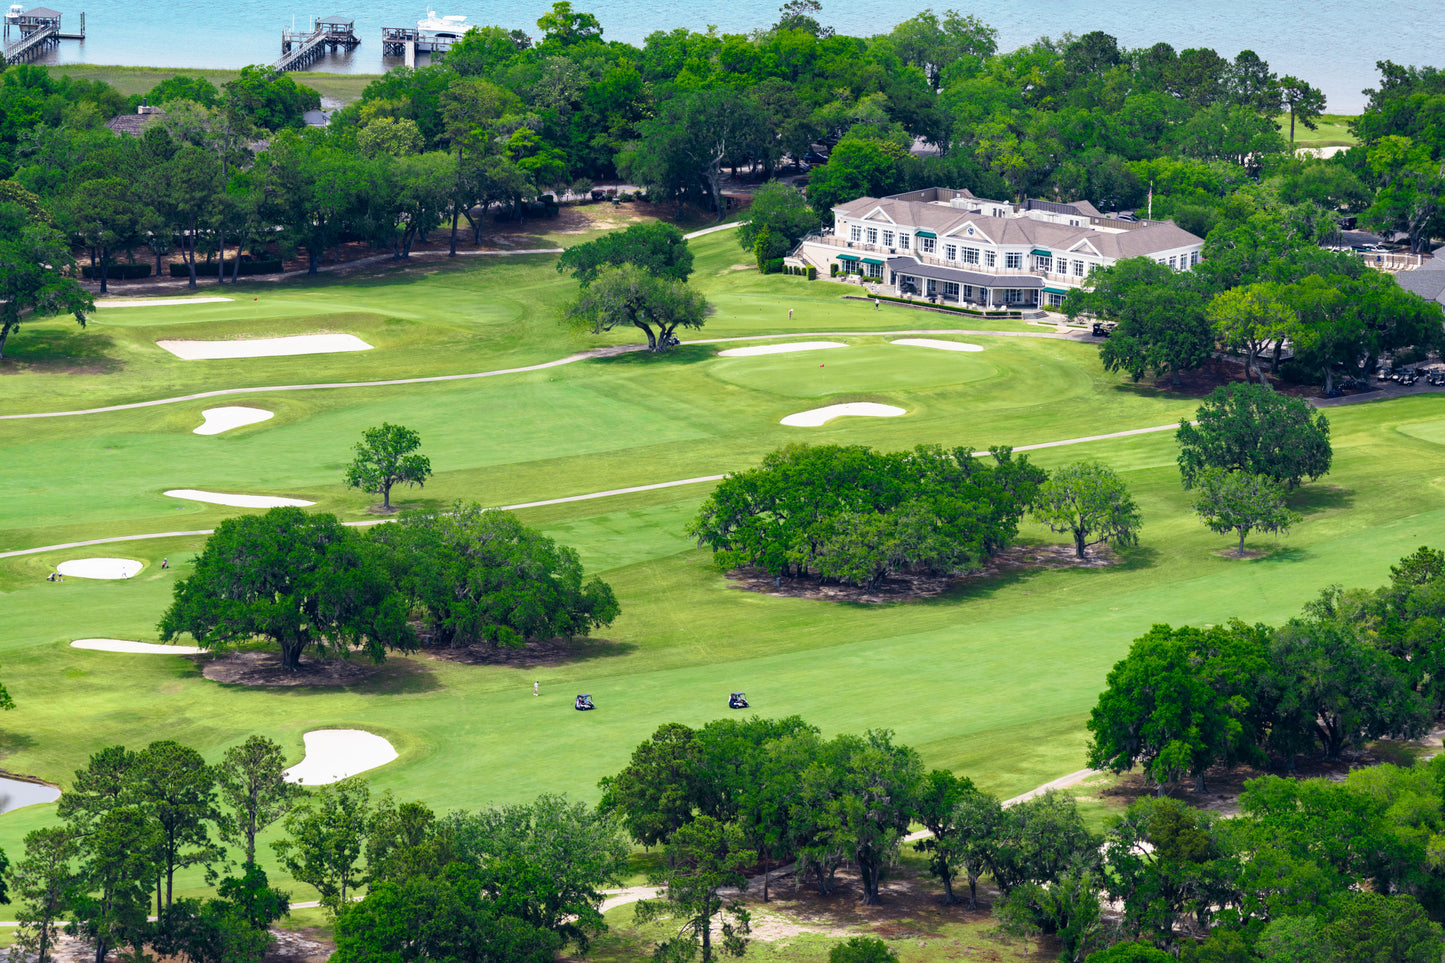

left=101, top=297, right=235, bottom=308
left=71, top=639, right=203, bottom=655
left=718, top=341, right=847, bottom=357
left=781, top=403, right=907, bottom=427
left=156, top=334, right=373, bottom=360
left=283, top=730, right=398, bottom=785
left=57, top=558, right=142, bottom=579
left=891, top=338, right=984, bottom=352
left=165, top=490, right=315, bottom=508
left=194, top=407, right=275, bottom=435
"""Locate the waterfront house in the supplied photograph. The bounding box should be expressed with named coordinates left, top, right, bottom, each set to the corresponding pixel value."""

left=796, top=188, right=1204, bottom=310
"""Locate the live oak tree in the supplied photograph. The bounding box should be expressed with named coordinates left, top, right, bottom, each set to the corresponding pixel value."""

left=736, top=181, right=818, bottom=254
left=912, top=770, right=997, bottom=906
left=556, top=221, right=694, bottom=286
left=1031, top=462, right=1142, bottom=559
left=1192, top=467, right=1300, bottom=555
left=1064, top=257, right=1214, bottom=386
left=158, top=507, right=417, bottom=670
left=217, top=735, right=303, bottom=866
left=1207, top=281, right=1296, bottom=385
left=1176, top=383, right=1332, bottom=489
left=370, top=503, right=619, bottom=648
left=1087, top=624, right=1270, bottom=792
left=562, top=262, right=708, bottom=352
left=344, top=423, right=432, bottom=512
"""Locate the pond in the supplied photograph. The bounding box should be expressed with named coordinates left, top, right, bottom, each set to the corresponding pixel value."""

left=0, top=776, right=60, bottom=814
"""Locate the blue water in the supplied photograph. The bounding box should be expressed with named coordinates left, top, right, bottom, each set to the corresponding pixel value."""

left=0, top=774, right=59, bottom=814
left=30, top=0, right=1438, bottom=112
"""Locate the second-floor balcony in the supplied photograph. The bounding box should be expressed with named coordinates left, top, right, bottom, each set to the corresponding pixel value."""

left=804, top=232, right=1088, bottom=286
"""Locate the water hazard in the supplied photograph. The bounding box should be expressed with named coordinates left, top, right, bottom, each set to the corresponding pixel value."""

left=0, top=775, right=60, bottom=814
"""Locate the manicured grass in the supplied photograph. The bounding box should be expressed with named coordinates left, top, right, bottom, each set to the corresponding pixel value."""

left=43, top=64, right=379, bottom=104
left=1279, top=111, right=1359, bottom=148
left=3, top=228, right=1444, bottom=915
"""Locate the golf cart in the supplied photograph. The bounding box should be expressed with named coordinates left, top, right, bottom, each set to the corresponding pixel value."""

left=728, top=692, right=750, bottom=709
left=574, top=694, right=595, bottom=711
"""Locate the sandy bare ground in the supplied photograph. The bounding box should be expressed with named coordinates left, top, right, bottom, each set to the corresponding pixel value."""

left=164, top=490, right=315, bottom=508
left=717, top=341, right=847, bottom=357
left=56, top=557, right=142, bottom=579
left=157, top=334, right=373, bottom=360
left=72, top=639, right=203, bottom=655
left=283, top=729, right=398, bottom=785
left=98, top=297, right=235, bottom=308
left=781, top=402, right=907, bottom=427
left=195, top=407, right=274, bottom=435
left=890, top=338, right=984, bottom=352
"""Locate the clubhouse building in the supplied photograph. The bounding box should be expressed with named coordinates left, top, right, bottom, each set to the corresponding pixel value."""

left=796, top=188, right=1204, bottom=310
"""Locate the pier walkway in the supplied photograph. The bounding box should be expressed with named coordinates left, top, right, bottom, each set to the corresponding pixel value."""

left=3, top=6, right=82, bottom=64
left=273, top=15, right=358, bottom=72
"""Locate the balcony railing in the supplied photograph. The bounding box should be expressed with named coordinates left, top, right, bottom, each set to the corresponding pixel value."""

left=805, top=233, right=1085, bottom=286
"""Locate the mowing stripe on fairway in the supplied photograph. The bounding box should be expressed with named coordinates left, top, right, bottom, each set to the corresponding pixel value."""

left=0, top=330, right=1082, bottom=421
left=0, top=425, right=1188, bottom=559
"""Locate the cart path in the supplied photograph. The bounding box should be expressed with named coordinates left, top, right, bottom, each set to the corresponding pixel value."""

left=0, top=421, right=1194, bottom=559
left=1, top=329, right=1085, bottom=422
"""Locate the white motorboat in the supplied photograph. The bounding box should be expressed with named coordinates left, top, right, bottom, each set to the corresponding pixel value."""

left=5, top=5, right=25, bottom=20
left=417, top=9, right=468, bottom=37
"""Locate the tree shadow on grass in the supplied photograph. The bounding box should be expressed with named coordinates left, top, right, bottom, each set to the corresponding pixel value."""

left=589, top=343, right=714, bottom=367
left=0, top=328, right=120, bottom=374
left=1289, top=484, right=1355, bottom=516
left=420, top=635, right=638, bottom=668
left=197, top=650, right=441, bottom=695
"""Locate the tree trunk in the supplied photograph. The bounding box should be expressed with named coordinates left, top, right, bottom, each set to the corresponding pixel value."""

left=700, top=904, right=713, bottom=962
left=966, top=872, right=979, bottom=909
left=941, top=872, right=957, bottom=904
left=1237, top=529, right=1248, bottom=556
left=1194, top=772, right=1206, bottom=793
left=1289, top=108, right=1296, bottom=145
left=281, top=639, right=304, bottom=670
left=1074, top=529, right=1088, bottom=559
left=449, top=210, right=459, bottom=256
left=217, top=230, right=227, bottom=285
left=308, top=249, right=320, bottom=275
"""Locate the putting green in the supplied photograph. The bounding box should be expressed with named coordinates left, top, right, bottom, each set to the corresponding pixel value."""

left=706, top=343, right=997, bottom=398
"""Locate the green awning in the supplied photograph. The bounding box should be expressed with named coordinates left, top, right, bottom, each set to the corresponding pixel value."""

left=837, top=253, right=859, bottom=261
left=861, top=257, right=884, bottom=266
left=1031, top=248, right=1052, bottom=257
left=915, top=230, right=936, bottom=238
left=1043, top=286, right=1068, bottom=295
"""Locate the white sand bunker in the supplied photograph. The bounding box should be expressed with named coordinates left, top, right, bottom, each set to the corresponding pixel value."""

left=165, top=490, right=315, bottom=508
left=718, top=341, right=847, bottom=357
left=781, top=403, right=907, bottom=427
left=157, top=334, right=373, bottom=360
left=101, top=297, right=235, bottom=308
left=284, top=730, right=398, bottom=785
left=72, top=639, right=203, bottom=655
left=194, top=407, right=275, bottom=435
left=57, top=558, right=142, bottom=579
left=891, top=338, right=984, bottom=352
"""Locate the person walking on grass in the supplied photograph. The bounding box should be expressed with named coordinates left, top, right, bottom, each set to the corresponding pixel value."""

left=534, top=681, right=539, bottom=697
left=788, top=308, right=794, bottom=320
left=874, top=298, right=880, bottom=310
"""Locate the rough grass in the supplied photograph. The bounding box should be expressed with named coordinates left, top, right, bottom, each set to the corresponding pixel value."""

left=41, top=64, right=378, bottom=104
left=2, top=229, right=1443, bottom=916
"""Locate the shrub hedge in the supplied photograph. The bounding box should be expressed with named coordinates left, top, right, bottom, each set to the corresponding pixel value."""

left=81, top=263, right=151, bottom=280
left=169, top=260, right=284, bottom=278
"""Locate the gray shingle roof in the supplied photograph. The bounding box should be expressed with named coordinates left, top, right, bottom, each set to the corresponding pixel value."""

left=1395, top=269, right=1445, bottom=304
left=835, top=194, right=1202, bottom=259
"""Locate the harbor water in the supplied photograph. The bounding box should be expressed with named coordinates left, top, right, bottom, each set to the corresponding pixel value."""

left=24, top=0, right=1443, bottom=112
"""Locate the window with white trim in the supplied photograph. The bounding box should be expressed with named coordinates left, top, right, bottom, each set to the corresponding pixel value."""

left=1005, top=252, right=1022, bottom=269
left=865, top=228, right=878, bottom=244
left=963, top=246, right=980, bottom=265
left=1168, top=256, right=1178, bottom=269
left=882, top=231, right=894, bottom=247
left=945, top=243, right=958, bottom=261
left=1048, top=292, right=1065, bottom=307
left=1190, top=251, right=1199, bottom=267
left=921, top=237, right=935, bottom=254
left=985, top=250, right=997, bottom=267
left=942, top=281, right=960, bottom=299
left=849, top=225, right=861, bottom=242
left=900, top=234, right=911, bottom=250
left=1072, top=259, right=1085, bottom=277
left=865, top=261, right=883, bottom=278
left=1036, top=255, right=1052, bottom=273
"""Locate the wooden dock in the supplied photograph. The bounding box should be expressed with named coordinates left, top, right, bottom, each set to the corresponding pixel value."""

left=3, top=6, right=82, bottom=64
left=273, top=15, right=359, bottom=72
left=381, top=25, right=458, bottom=67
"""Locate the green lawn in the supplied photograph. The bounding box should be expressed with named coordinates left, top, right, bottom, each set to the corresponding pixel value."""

left=2, top=229, right=1444, bottom=917
left=43, top=64, right=379, bottom=104
left=1280, top=111, right=1358, bottom=148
